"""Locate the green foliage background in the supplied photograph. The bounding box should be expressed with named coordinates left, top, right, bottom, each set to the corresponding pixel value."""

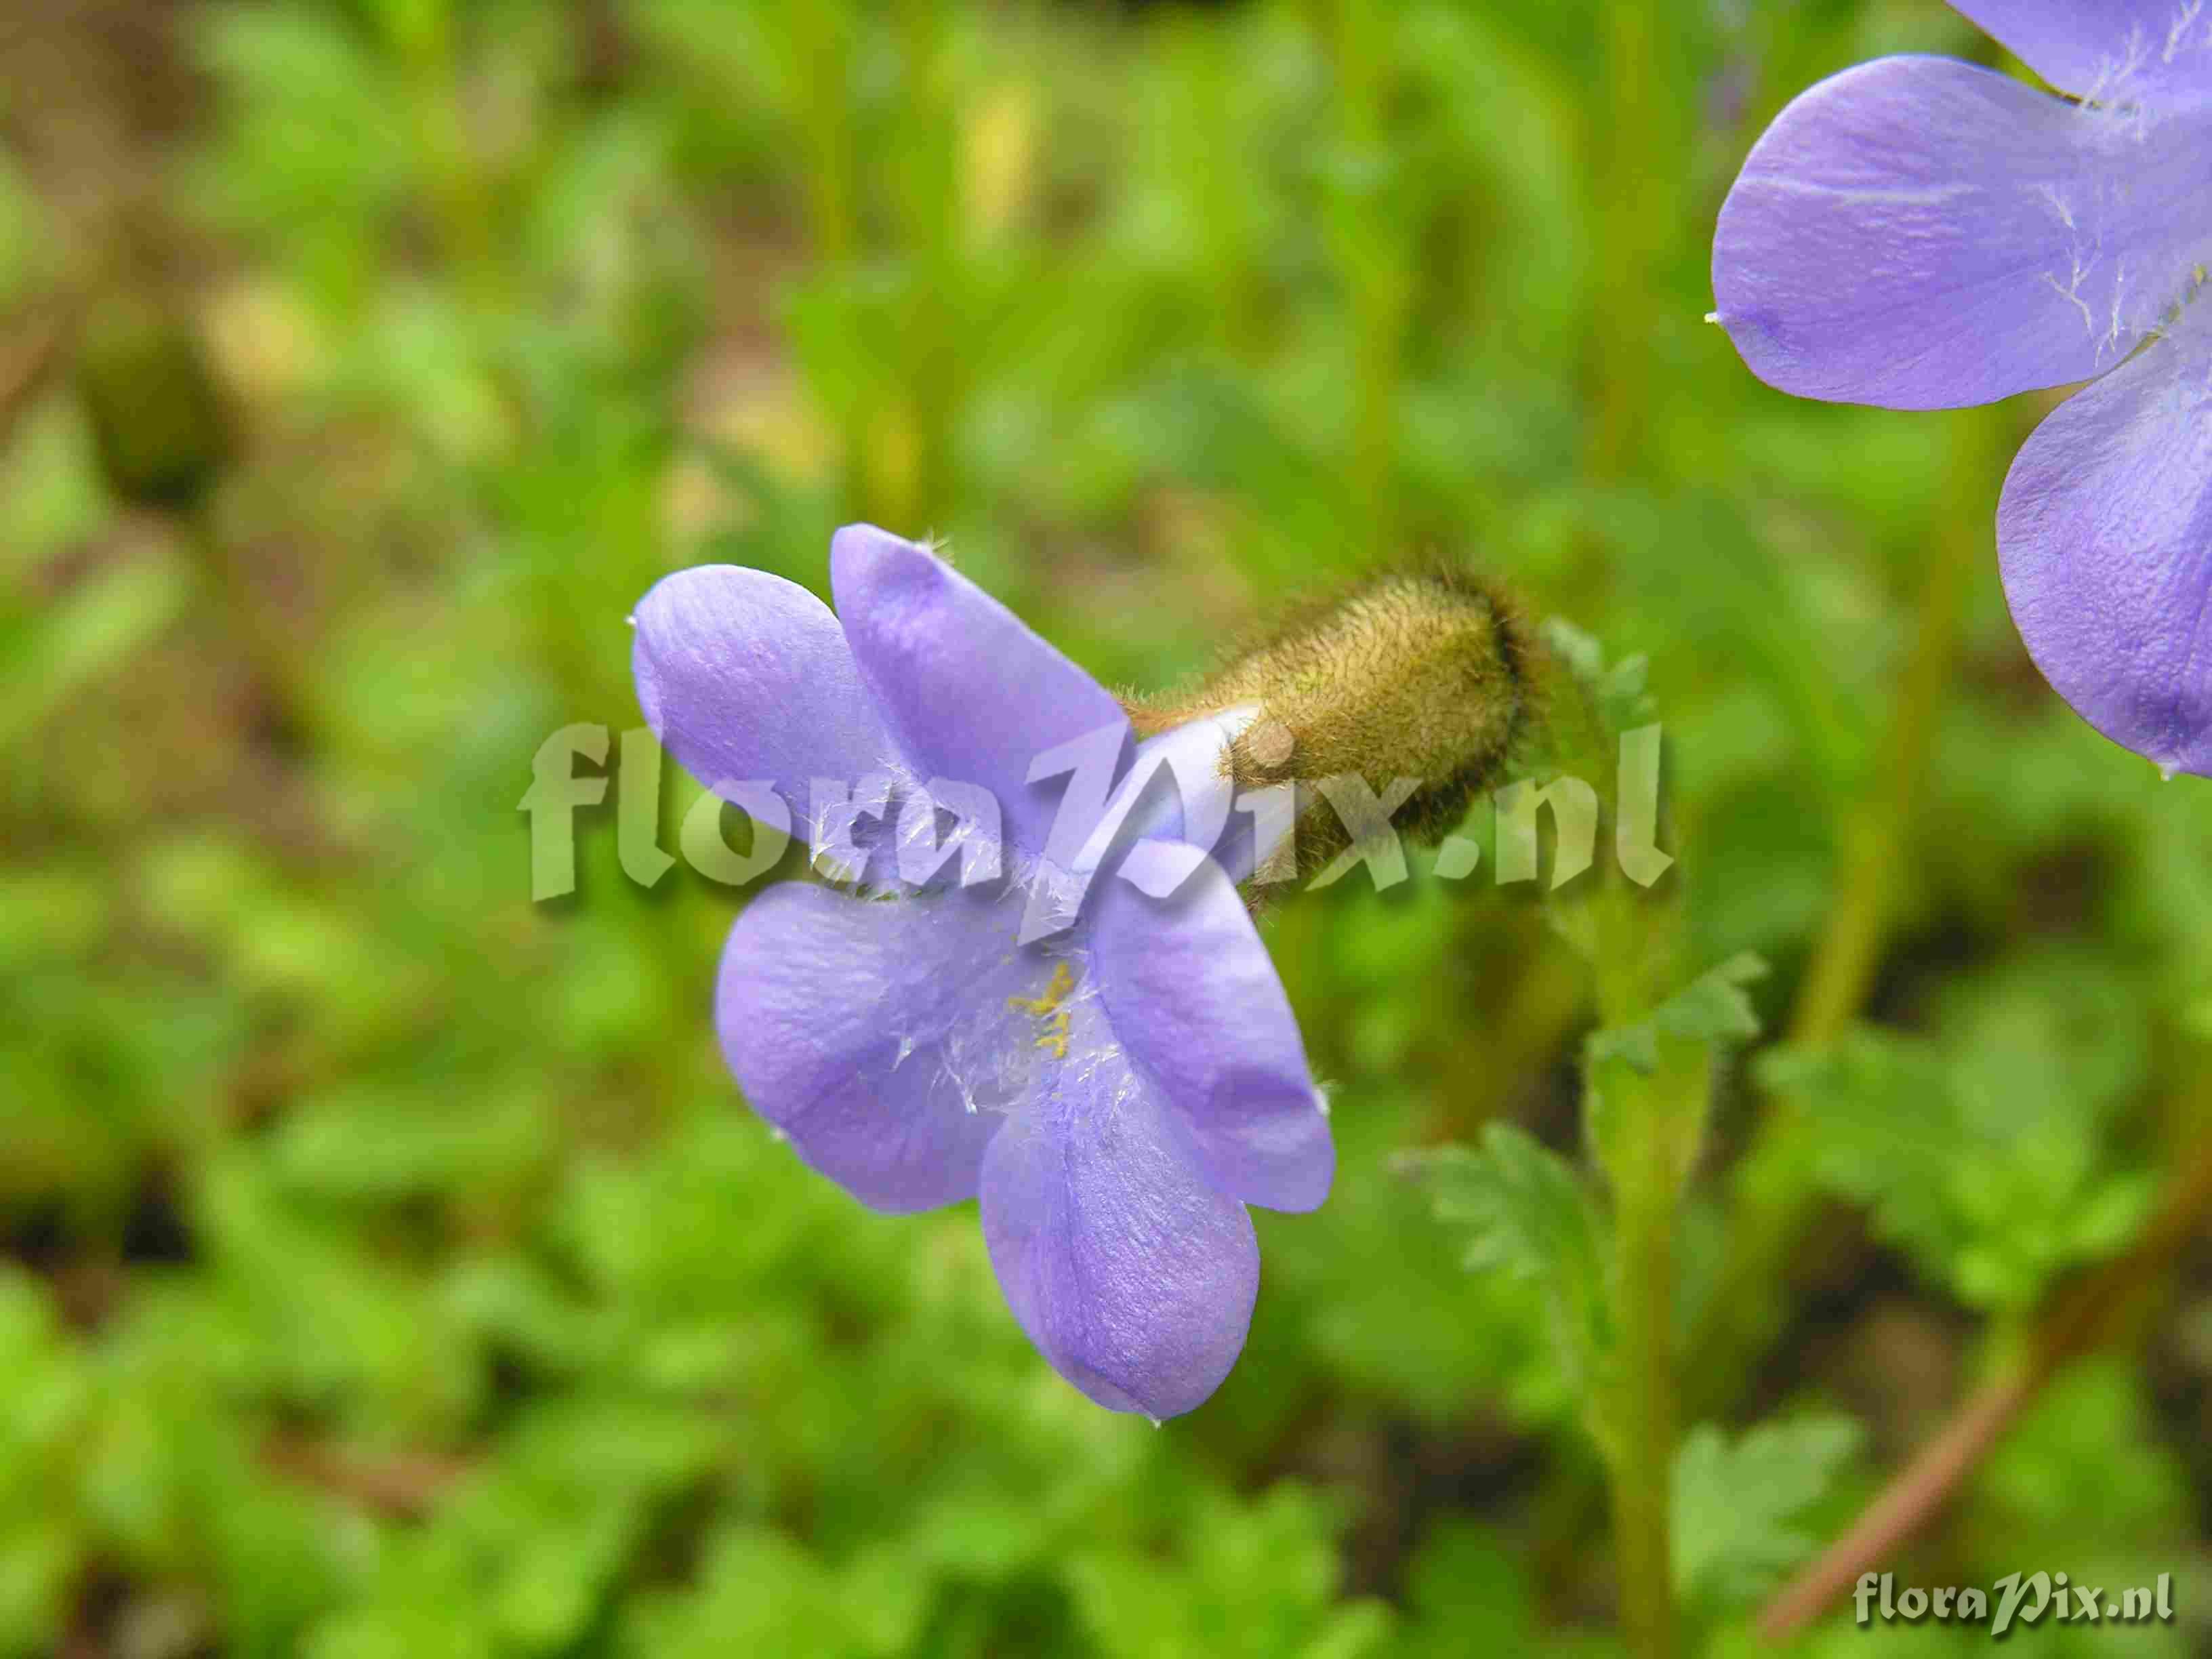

left=3, top=0, right=2209, bottom=1653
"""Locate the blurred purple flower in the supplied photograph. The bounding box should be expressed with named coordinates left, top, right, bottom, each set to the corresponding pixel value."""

left=631, top=524, right=1332, bottom=1418
left=1712, top=1, right=2212, bottom=776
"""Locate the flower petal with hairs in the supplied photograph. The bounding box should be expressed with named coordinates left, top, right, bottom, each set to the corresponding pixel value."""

left=638, top=525, right=1332, bottom=1418
left=1712, top=2, right=2212, bottom=775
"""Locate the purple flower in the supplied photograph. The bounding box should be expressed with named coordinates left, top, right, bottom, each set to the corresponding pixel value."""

left=1712, top=1, right=2212, bottom=776
left=630, top=524, right=1333, bottom=1418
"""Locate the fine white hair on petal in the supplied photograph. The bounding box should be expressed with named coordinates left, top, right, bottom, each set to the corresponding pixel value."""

left=1714, top=52, right=2212, bottom=407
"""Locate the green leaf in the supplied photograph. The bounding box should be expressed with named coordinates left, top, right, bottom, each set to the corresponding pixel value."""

left=1760, top=1019, right=2155, bottom=1311
left=1395, top=1125, right=1609, bottom=1390
left=1540, top=616, right=1656, bottom=735
left=0, top=551, right=188, bottom=752
left=1395, top=1521, right=1535, bottom=1658
left=1587, top=952, right=1767, bottom=1075
left=1063, top=1486, right=1387, bottom=1659
left=1671, top=1414, right=1864, bottom=1615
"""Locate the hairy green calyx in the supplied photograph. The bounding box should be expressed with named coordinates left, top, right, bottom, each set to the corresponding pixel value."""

left=1129, top=563, right=1540, bottom=881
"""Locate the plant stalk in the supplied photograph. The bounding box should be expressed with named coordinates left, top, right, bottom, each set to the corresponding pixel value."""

left=1689, top=411, right=2000, bottom=1416
left=1588, top=869, right=1699, bottom=1659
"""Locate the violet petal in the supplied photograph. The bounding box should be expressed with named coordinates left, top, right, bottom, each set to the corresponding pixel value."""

left=1948, top=1, right=2212, bottom=102
left=715, top=882, right=1021, bottom=1213
left=830, top=525, right=1131, bottom=861
left=1714, top=55, right=2212, bottom=407
left=979, top=1048, right=1258, bottom=1418
left=1091, top=859, right=1333, bottom=1212
left=1998, top=312, right=2212, bottom=777
left=634, top=565, right=897, bottom=817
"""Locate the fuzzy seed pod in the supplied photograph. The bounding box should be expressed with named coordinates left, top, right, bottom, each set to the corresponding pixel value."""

left=1128, top=562, right=1542, bottom=884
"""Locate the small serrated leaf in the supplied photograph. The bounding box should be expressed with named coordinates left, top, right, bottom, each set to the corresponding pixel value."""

left=1540, top=616, right=1657, bottom=733
left=1671, top=1414, right=1865, bottom=1614
left=1755, top=1029, right=1968, bottom=1279
left=1759, top=1024, right=2150, bottom=1311
left=1396, top=1125, right=1610, bottom=1389
left=1589, top=953, right=1768, bottom=1076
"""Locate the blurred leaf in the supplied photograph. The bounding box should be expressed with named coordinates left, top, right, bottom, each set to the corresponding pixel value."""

left=1397, top=1124, right=1609, bottom=1392
left=1063, top=1486, right=1387, bottom=1659
left=1587, top=953, right=1767, bottom=1075
left=1396, top=1521, right=1535, bottom=1656
left=1759, top=1008, right=2155, bottom=1311
left=0, top=551, right=187, bottom=752
left=1542, top=617, right=1656, bottom=737
left=1671, top=1413, right=1864, bottom=1616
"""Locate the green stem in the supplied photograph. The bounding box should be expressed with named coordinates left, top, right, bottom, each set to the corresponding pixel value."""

left=1605, top=1073, right=1690, bottom=1659
left=889, top=0, right=958, bottom=530
left=401, top=5, right=502, bottom=310
left=790, top=4, right=858, bottom=268
left=1588, top=872, right=1698, bottom=1659
left=1788, top=487, right=1977, bottom=1048
left=785, top=4, right=875, bottom=516
left=1687, top=414, right=1999, bottom=1416
left=1557, top=20, right=1697, bottom=1601
left=1585, top=0, right=1681, bottom=484
left=1324, top=0, right=1407, bottom=560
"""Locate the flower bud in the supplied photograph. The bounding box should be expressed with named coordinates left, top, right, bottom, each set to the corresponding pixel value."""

left=1129, top=563, right=1540, bottom=882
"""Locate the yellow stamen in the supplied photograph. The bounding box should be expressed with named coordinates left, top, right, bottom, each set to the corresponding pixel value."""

left=1010, top=964, right=1076, bottom=1059
left=1006, top=961, right=1074, bottom=1017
